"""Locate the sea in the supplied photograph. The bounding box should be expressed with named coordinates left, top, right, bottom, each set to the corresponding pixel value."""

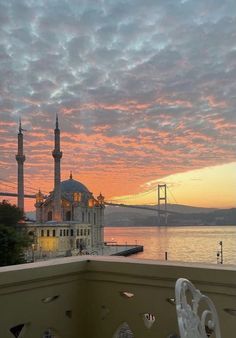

left=104, top=225, right=236, bottom=265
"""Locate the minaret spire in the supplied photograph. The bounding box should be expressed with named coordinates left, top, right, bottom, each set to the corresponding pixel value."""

left=19, top=118, right=22, bottom=133
left=15, top=118, right=26, bottom=211
left=56, top=114, right=59, bottom=129
left=52, top=115, right=62, bottom=222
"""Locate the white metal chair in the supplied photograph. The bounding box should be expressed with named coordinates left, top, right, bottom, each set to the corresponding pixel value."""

left=175, top=278, right=221, bottom=338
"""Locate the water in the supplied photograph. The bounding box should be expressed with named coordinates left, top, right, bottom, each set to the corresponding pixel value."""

left=104, top=226, right=236, bottom=265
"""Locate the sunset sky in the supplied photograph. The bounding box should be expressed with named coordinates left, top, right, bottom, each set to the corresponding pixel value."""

left=0, top=0, right=236, bottom=211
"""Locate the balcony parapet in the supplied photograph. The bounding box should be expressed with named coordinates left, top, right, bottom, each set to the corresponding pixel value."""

left=0, top=257, right=235, bottom=338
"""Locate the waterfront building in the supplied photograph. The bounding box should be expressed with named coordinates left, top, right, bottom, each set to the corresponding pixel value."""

left=24, top=117, right=105, bottom=257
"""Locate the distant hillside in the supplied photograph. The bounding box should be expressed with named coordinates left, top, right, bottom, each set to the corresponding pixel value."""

left=105, top=205, right=236, bottom=226
left=25, top=211, right=36, bottom=221
left=26, top=204, right=235, bottom=226
left=104, top=204, right=219, bottom=226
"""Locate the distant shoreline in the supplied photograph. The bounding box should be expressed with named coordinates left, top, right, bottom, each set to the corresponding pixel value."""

left=104, top=224, right=236, bottom=227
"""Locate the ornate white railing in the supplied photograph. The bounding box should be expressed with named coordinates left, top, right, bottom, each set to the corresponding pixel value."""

left=175, top=278, right=221, bottom=338
left=0, top=256, right=235, bottom=338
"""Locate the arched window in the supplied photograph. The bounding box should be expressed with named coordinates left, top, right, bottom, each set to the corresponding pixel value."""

left=66, top=211, right=71, bottom=221
left=47, top=211, right=52, bottom=221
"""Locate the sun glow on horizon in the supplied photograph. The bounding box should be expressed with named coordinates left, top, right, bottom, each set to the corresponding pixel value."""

left=110, top=162, right=236, bottom=209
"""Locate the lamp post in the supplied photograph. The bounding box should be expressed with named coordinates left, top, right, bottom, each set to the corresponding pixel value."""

left=217, top=241, right=223, bottom=264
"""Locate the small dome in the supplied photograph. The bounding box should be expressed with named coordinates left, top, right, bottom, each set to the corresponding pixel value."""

left=61, top=178, right=89, bottom=194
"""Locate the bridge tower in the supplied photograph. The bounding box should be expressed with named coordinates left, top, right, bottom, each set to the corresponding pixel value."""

left=15, top=119, right=26, bottom=212
left=157, top=184, right=167, bottom=225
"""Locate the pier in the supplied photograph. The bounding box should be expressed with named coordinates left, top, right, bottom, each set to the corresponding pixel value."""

left=105, top=244, right=143, bottom=256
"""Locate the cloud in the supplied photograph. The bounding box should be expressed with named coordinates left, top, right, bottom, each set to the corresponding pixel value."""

left=0, top=0, right=236, bottom=209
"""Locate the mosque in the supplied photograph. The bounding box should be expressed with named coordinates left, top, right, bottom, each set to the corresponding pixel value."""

left=16, top=117, right=105, bottom=257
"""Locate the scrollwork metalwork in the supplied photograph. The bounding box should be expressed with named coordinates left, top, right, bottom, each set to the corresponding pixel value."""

left=175, top=278, right=221, bottom=338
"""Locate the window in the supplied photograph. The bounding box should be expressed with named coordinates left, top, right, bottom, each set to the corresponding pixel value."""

left=88, top=229, right=90, bottom=236
left=70, top=229, right=73, bottom=236
left=60, top=229, right=63, bottom=236
left=67, top=229, right=69, bottom=236
left=94, top=213, right=96, bottom=224
left=41, top=230, right=44, bottom=237
left=77, top=229, right=79, bottom=236
left=88, top=212, right=90, bottom=223
left=52, top=229, right=56, bottom=237
left=47, top=230, right=50, bottom=237
left=84, top=229, right=87, bottom=236
left=63, top=229, right=66, bottom=236
left=80, top=229, right=83, bottom=236
left=47, top=211, right=52, bottom=221
left=66, top=210, right=71, bottom=221
left=82, top=211, right=85, bottom=222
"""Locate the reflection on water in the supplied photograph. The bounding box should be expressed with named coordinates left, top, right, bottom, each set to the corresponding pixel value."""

left=104, top=226, right=236, bottom=264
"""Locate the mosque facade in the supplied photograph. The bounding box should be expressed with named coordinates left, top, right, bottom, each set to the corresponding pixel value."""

left=18, top=117, right=105, bottom=256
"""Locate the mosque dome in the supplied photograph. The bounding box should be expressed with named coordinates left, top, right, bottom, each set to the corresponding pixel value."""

left=61, top=175, right=90, bottom=194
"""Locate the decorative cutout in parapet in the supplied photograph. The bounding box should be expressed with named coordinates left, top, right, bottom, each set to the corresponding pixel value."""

left=120, top=291, right=134, bottom=299
left=65, top=310, right=72, bottom=318
left=142, top=313, right=156, bottom=329
left=224, top=308, right=236, bottom=316
left=10, top=324, right=27, bottom=338
left=166, top=297, right=176, bottom=306
left=41, top=295, right=59, bottom=303
left=101, top=305, right=110, bottom=320
left=113, top=322, right=134, bottom=338
left=42, top=328, right=60, bottom=338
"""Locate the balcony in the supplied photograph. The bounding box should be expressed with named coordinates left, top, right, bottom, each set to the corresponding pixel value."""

left=0, top=256, right=235, bottom=338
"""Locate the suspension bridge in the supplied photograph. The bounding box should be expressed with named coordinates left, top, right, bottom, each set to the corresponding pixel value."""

left=0, top=177, right=179, bottom=218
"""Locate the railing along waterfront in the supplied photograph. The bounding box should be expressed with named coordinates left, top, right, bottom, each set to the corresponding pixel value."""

left=0, top=256, right=235, bottom=338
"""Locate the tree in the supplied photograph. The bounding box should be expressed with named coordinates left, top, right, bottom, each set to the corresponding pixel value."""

left=0, top=200, right=31, bottom=266
left=0, top=200, right=23, bottom=226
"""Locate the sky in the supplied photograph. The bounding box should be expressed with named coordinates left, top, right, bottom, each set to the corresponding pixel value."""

left=0, top=0, right=236, bottom=211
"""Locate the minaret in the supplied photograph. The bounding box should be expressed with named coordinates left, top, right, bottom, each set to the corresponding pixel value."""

left=52, top=115, right=62, bottom=222
left=15, top=119, right=26, bottom=211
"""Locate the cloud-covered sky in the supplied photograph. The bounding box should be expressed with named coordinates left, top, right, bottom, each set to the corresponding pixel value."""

left=0, top=0, right=236, bottom=209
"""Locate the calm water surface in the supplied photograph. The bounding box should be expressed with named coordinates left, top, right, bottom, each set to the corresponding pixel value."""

left=104, top=226, right=236, bottom=265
